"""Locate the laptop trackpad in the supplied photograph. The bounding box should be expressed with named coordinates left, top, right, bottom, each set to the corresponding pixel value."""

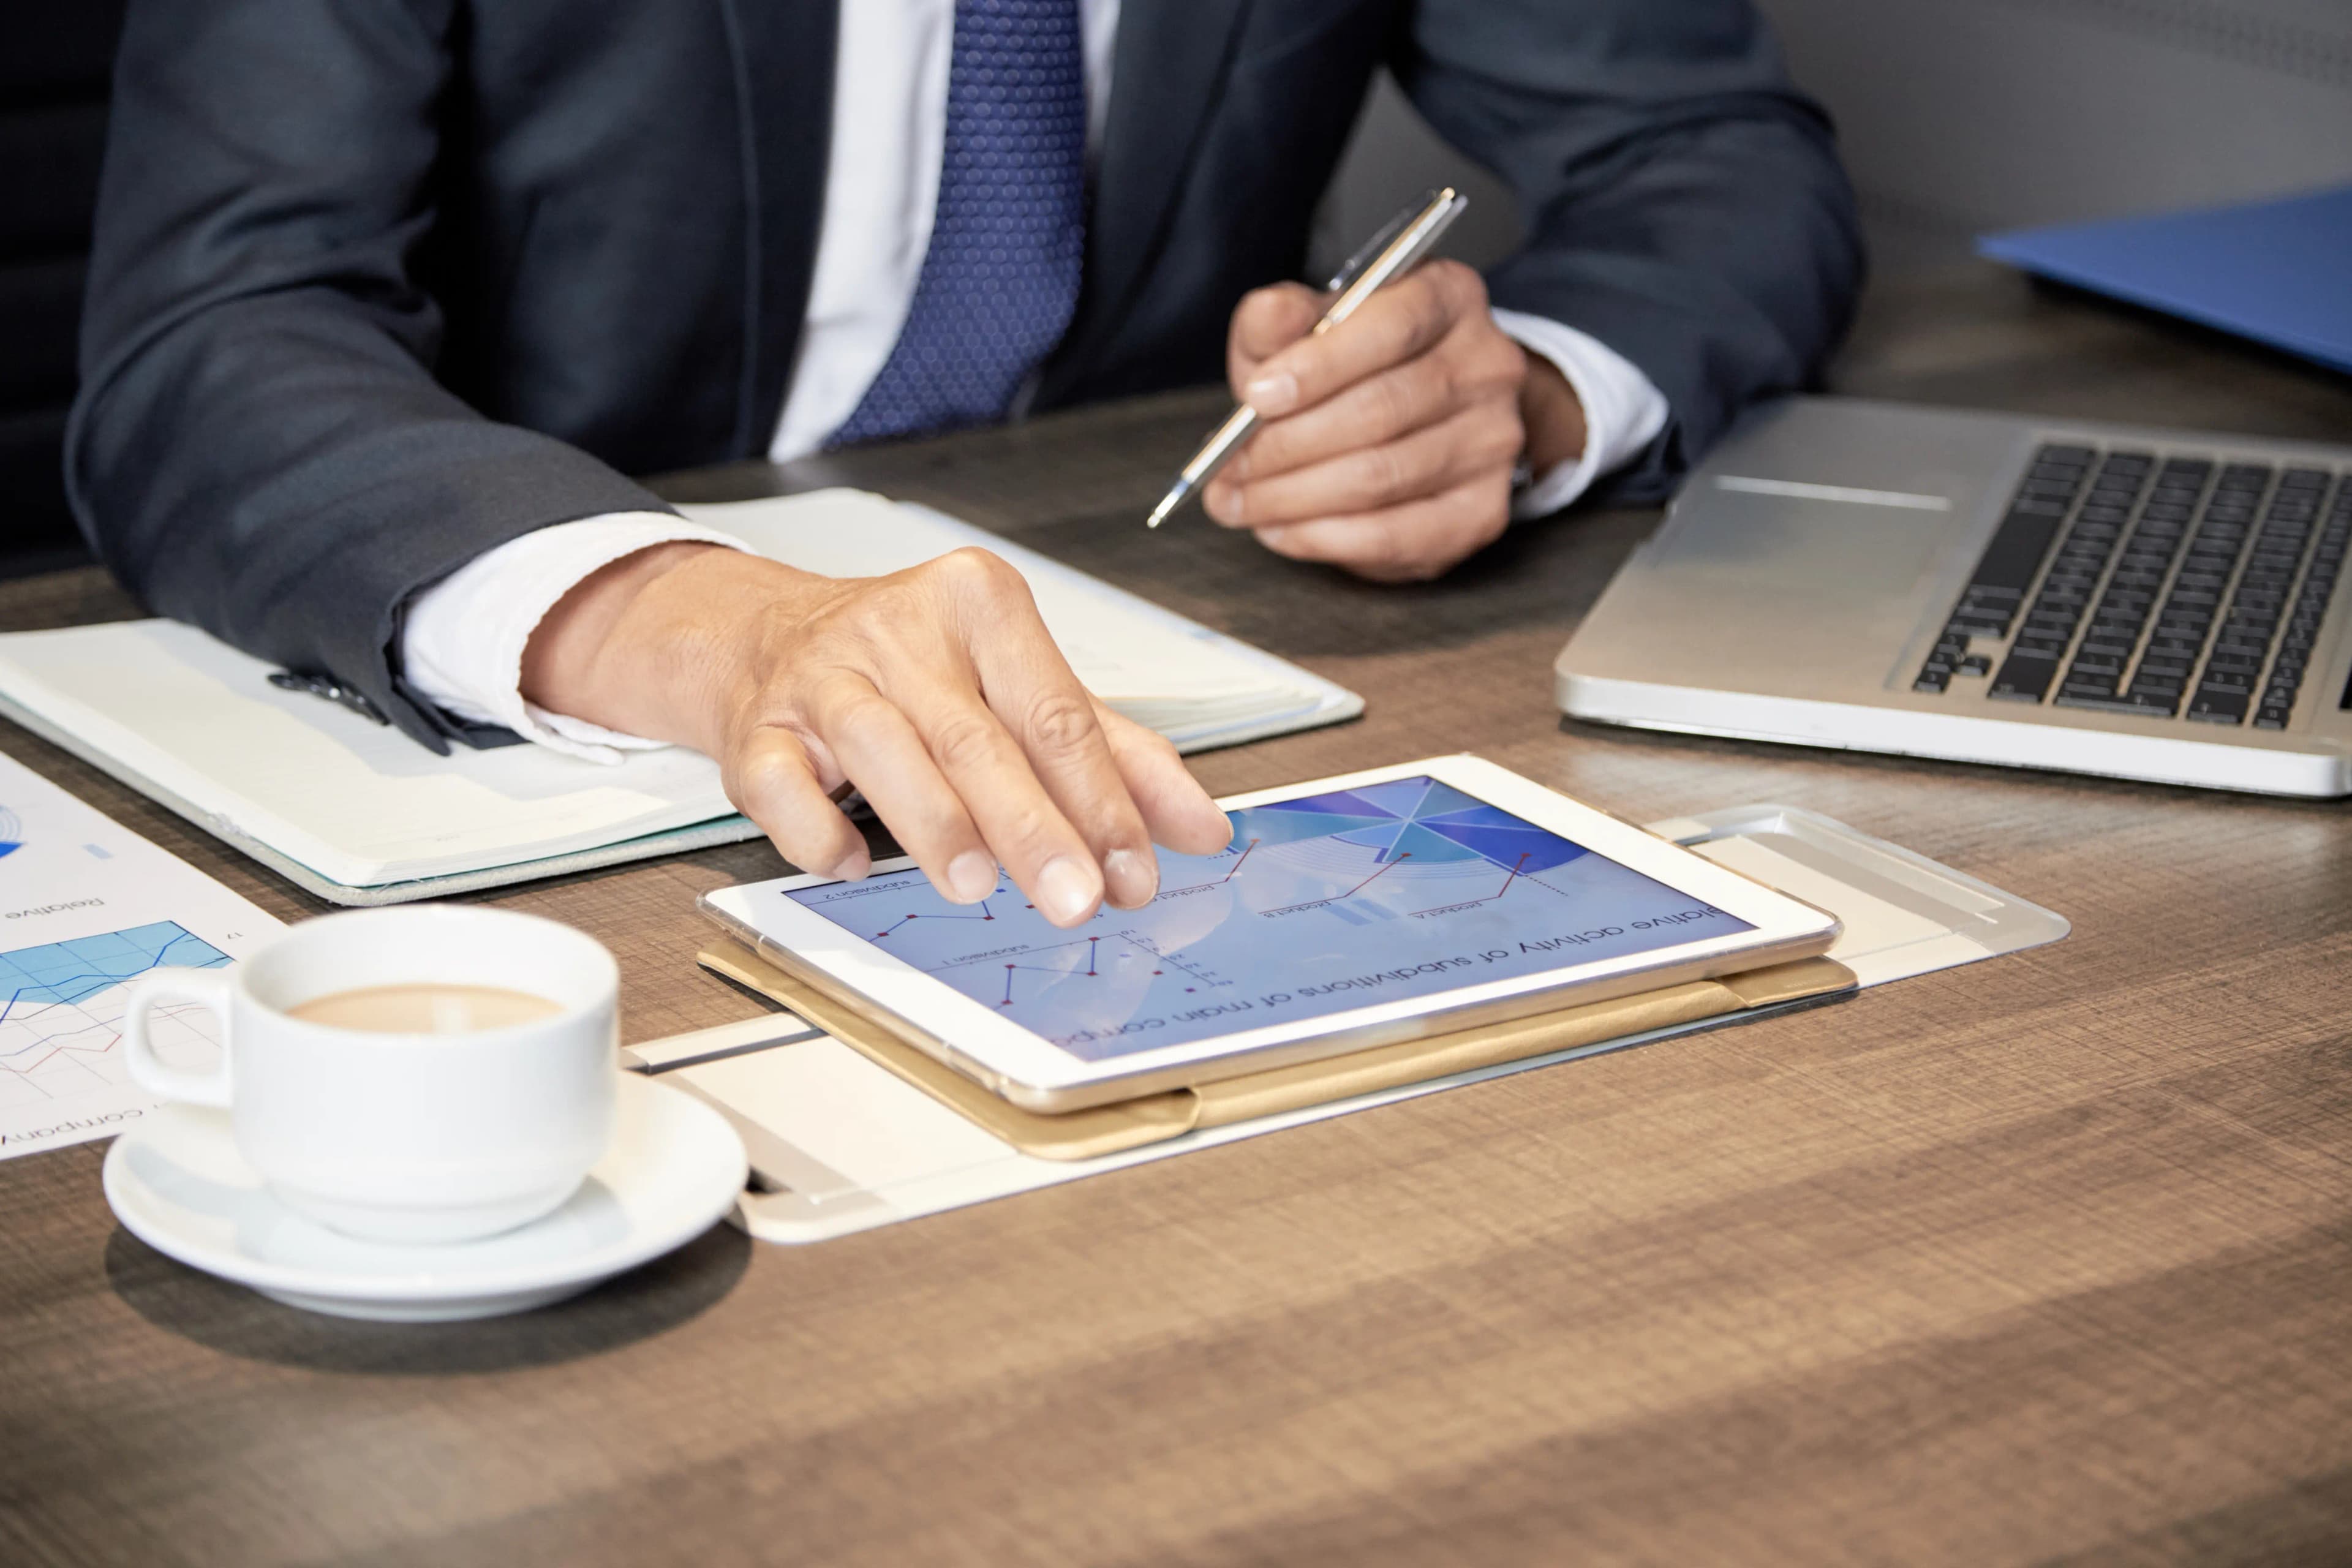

left=1596, top=486, right=1958, bottom=688
left=1657, top=489, right=1951, bottom=611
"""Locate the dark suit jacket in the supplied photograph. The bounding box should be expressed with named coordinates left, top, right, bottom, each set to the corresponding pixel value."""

left=69, top=0, right=1861, bottom=751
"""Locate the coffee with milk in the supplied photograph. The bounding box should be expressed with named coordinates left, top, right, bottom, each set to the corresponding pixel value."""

left=287, top=984, right=563, bottom=1035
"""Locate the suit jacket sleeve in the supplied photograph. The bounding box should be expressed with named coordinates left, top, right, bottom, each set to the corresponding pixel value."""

left=1396, top=0, right=1864, bottom=503
left=65, top=0, right=675, bottom=752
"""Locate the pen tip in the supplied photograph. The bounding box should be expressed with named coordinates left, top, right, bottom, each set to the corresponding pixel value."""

left=1145, top=492, right=1180, bottom=529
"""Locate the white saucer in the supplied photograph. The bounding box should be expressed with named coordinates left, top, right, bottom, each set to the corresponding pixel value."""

left=103, top=1073, right=748, bottom=1322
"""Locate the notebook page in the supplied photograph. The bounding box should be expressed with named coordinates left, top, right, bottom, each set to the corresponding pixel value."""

left=0, top=620, right=733, bottom=888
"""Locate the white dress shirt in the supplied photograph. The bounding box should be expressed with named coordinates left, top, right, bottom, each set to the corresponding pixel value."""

left=401, top=0, right=1668, bottom=761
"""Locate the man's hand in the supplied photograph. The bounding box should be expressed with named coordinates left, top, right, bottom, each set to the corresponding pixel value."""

left=1205, top=259, right=1586, bottom=582
left=521, top=543, right=1234, bottom=924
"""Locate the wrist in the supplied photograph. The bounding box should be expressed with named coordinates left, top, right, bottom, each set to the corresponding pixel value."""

left=521, top=543, right=817, bottom=752
left=1517, top=355, right=1588, bottom=477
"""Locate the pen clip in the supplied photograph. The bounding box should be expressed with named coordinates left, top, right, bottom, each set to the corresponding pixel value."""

left=1323, top=187, right=1465, bottom=293
left=1326, top=203, right=1423, bottom=292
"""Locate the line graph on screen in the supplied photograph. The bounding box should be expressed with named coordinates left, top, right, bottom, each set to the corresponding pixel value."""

left=780, top=774, right=1752, bottom=1060
left=0, top=921, right=229, bottom=1112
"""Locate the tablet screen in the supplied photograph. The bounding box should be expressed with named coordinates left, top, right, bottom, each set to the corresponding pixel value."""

left=784, top=775, right=1753, bottom=1060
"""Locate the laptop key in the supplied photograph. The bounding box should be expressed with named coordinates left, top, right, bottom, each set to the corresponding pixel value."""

left=1989, top=650, right=2060, bottom=701
left=2117, top=688, right=2182, bottom=715
left=2188, top=686, right=2250, bottom=724
left=1962, top=511, right=2067, bottom=599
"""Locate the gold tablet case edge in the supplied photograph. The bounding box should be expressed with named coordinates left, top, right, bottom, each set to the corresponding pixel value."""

left=698, top=941, right=1856, bottom=1161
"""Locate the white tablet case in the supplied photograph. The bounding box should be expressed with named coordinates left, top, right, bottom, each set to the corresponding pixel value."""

left=622, top=806, right=2067, bottom=1245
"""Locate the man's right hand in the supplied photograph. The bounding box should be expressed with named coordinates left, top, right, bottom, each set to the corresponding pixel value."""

left=519, top=543, right=1234, bottom=927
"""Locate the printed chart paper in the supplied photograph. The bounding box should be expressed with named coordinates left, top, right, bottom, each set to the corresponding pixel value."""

left=0, top=753, right=282, bottom=1161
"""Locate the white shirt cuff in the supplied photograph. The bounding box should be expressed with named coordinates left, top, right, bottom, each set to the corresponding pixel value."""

left=400, top=513, right=750, bottom=764
left=1490, top=307, right=1672, bottom=520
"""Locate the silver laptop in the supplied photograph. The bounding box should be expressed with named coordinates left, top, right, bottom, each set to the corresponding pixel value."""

left=1555, top=396, right=2352, bottom=796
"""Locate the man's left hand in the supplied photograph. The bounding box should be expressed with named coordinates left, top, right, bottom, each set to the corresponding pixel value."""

left=1205, top=260, right=1586, bottom=582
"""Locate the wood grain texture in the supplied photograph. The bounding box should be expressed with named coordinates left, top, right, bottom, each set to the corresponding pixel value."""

left=5, top=245, right=2352, bottom=1567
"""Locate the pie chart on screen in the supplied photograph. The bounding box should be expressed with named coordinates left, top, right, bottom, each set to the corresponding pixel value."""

left=0, top=807, right=20, bottom=858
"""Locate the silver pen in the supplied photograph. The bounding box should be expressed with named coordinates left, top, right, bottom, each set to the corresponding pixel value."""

left=1145, top=187, right=1471, bottom=529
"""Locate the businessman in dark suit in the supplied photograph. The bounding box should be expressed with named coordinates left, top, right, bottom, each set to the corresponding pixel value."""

left=71, top=0, right=1860, bottom=924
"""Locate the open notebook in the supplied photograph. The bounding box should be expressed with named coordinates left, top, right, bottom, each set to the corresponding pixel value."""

left=0, top=491, right=1360, bottom=903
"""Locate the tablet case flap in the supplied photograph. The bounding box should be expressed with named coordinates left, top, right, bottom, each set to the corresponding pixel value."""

left=698, top=940, right=1856, bottom=1161
left=698, top=943, right=1196, bottom=1160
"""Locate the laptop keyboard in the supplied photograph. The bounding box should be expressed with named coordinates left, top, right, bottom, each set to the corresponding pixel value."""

left=1914, top=445, right=2350, bottom=728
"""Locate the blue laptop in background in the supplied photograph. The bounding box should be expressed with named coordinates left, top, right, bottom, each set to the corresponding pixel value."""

left=1980, top=184, right=2352, bottom=376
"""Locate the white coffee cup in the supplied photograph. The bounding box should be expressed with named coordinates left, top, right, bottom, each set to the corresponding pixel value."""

left=122, top=906, right=619, bottom=1245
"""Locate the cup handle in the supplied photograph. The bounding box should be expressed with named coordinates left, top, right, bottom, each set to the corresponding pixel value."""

left=123, top=969, right=235, bottom=1108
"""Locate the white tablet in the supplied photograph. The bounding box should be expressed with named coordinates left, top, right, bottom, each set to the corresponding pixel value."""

left=698, top=756, right=1840, bottom=1111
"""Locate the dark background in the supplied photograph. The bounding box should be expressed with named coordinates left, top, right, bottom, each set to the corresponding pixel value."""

left=1, top=1, right=126, bottom=578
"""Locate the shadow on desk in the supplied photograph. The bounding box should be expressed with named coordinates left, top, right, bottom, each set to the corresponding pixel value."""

left=102, top=1221, right=750, bottom=1375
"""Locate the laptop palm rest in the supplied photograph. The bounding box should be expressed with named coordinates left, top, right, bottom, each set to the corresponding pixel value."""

left=1574, top=487, right=1961, bottom=695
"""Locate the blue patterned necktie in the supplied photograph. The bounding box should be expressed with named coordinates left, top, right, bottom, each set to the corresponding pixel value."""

left=829, top=0, right=1088, bottom=447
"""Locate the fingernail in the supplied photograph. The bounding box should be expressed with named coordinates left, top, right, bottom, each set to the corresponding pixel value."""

left=1104, top=848, right=1158, bottom=907
left=1244, top=372, right=1298, bottom=417
left=1036, top=856, right=1101, bottom=925
left=830, top=845, right=871, bottom=881
left=947, top=850, right=997, bottom=903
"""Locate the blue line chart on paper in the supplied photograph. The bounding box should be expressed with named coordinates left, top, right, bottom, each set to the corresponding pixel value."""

left=0, top=922, right=230, bottom=1111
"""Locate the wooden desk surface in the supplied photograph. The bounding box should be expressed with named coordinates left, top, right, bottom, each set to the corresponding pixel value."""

left=6, top=251, right=2352, bottom=1567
